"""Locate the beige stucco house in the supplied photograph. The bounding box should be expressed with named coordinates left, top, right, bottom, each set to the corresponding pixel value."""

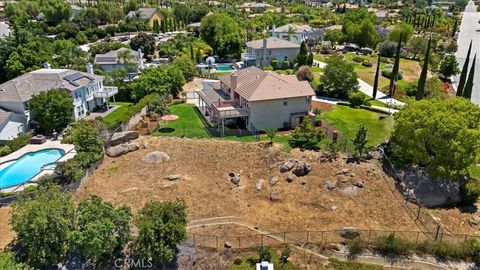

left=196, top=66, right=315, bottom=134
left=126, top=8, right=163, bottom=29
left=244, top=37, right=300, bottom=68
left=271, top=24, right=314, bottom=44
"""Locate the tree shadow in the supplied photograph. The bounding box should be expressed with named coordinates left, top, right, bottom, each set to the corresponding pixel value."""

left=158, top=127, right=175, bottom=133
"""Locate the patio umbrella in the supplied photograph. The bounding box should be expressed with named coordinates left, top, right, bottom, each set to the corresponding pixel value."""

left=160, top=114, right=179, bottom=130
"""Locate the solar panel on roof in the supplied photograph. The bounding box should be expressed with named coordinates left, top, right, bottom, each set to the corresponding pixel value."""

left=63, top=72, right=94, bottom=87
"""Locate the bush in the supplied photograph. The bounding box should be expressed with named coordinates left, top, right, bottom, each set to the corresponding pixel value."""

left=362, top=60, right=373, bottom=67
left=282, top=60, right=290, bottom=69
left=348, top=92, right=365, bottom=107
left=460, top=178, right=480, bottom=205
left=374, top=234, right=416, bottom=256
left=381, top=68, right=403, bottom=80
left=347, top=237, right=367, bottom=256
left=379, top=41, right=397, bottom=57
left=271, top=59, right=279, bottom=70
left=0, top=131, right=33, bottom=157
left=352, top=56, right=364, bottom=63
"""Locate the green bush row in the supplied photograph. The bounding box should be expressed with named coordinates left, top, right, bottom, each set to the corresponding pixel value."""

left=345, top=234, right=480, bottom=265
left=0, top=131, right=33, bottom=157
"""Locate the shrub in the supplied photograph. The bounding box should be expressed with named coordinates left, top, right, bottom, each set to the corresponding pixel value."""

left=374, top=234, right=416, bottom=256
left=282, top=60, right=290, bottom=69
left=347, top=237, right=367, bottom=256
left=381, top=68, right=403, bottom=80
left=271, top=59, right=279, bottom=70
left=263, top=65, right=273, bottom=71
left=296, top=65, right=314, bottom=82
left=379, top=41, right=397, bottom=57
left=0, top=131, right=33, bottom=157
left=0, top=146, right=11, bottom=157
left=426, top=240, right=468, bottom=260
left=257, top=246, right=273, bottom=262
left=362, top=60, right=373, bottom=67
left=460, top=178, right=480, bottom=205
left=352, top=56, right=364, bottom=63
left=233, top=258, right=242, bottom=265
left=348, top=92, right=365, bottom=107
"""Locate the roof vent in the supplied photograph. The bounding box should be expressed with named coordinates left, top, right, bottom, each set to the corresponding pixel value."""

left=0, top=88, right=4, bottom=92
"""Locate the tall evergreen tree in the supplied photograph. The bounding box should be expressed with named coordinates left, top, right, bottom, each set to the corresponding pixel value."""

left=416, top=37, right=432, bottom=100
left=372, top=54, right=381, bottom=99
left=457, top=40, right=472, bottom=96
left=389, top=32, right=402, bottom=97
left=296, top=41, right=309, bottom=66
left=463, top=54, right=476, bottom=100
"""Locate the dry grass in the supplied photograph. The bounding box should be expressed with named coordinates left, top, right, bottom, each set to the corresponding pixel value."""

left=76, top=137, right=419, bottom=233
left=0, top=207, right=14, bottom=250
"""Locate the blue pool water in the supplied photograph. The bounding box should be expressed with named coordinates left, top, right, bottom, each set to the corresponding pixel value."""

left=216, top=64, right=235, bottom=71
left=0, top=149, right=65, bottom=189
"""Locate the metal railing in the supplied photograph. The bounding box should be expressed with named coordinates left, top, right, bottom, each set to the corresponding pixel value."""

left=94, top=86, right=118, bottom=98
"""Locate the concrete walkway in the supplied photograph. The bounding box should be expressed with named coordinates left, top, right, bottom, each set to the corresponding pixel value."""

left=313, top=60, right=405, bottom=107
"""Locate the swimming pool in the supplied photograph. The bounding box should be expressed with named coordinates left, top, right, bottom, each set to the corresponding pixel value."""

left=216, top=64, right=235, bottom=71
left=0, top=149, right=65, bottom=189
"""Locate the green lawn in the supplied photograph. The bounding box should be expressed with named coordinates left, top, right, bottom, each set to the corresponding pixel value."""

left=152, top=103, right=292, bottom=146
left=320, top=105, right=395, bottom=147
left=103, top=102, right=133, bottom=125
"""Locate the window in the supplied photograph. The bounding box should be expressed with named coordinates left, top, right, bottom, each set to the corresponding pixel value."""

left=305, top=96, right=311, bottom=104
left=283, top=98, right=288, bottom=106
left=268, top=50, right=272, bottom=56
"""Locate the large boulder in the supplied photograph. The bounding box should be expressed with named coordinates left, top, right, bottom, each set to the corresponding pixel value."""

left=110, top=131, right=139, bottom=146
left=339, top=227, right=360, bottom=239
left=107, top=142, right=140, bottom=157
left=292, top=161, right=311, bottom=177
left=280, top=159, right=295, bottom=173
left=141, top=151, right=170, bottom=164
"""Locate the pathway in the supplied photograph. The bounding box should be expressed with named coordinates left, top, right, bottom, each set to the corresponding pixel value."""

left=186, top=216, right=452, bottom=270
left=313, top=60, right=405, bottom=107
left=455, top=0, right=480, bottom=104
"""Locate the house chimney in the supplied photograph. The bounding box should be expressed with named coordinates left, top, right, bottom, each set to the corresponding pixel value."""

left=271, top=23, right=276, bottom=36
left=86, top=63, right=94, bottom=75
left=43, top=62, right=51, bottom=69
left=230, top=73, right=238, bottom=101
left=262, top=38, right=268, bottom=67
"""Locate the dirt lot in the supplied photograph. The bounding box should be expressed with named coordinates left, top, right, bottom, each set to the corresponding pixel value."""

left=76, top=137, right=419, bottom=233
left=0, top=207, right=14, bottom=250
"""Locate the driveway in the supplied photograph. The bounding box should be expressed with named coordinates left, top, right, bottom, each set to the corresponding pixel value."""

left=455, top=0, right=480, bottom=104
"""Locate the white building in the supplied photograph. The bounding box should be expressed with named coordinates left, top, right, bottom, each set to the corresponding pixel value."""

left=196, top=66, right=315, bottom=134
left=0, top=64, right=118, bottom=142
left=244, top=37, right=300, bottom=68
left=94, top=48, right=144, bottom=79
left=271, top=24, right=314, bottom=44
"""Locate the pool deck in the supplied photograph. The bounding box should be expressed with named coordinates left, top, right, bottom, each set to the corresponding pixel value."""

left=0, top=140, right=76, bottom=193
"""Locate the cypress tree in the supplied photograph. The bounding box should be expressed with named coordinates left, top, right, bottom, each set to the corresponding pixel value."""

left=431, top=16, right=436, bottom=28
left=457, top=40, right=472, bottom=96
left=372, top=54, right=381, bottom=99
left=189, top=43, right=194, bottom=61
left=389, top=32, right=402, bottom=97
left=463, top=54, right=476, bottom=99
left=307, top=52, right=314, bottom=66
left=296, top=41, right=308, bottom=66
left=452, top=17, right=458, bottom=37
left=416, top=37, right=432, bottom=101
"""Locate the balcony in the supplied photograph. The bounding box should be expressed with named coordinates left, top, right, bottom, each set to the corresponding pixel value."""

left=211, top=100, right=250, bottom=119
left=93, top=86, right=118, bottom=99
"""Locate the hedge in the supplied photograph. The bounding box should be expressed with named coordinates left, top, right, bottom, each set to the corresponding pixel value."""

left=0, top=131, right=33, bottom=157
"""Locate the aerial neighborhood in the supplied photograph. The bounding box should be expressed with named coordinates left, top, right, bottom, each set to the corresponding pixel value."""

left=0, top=0, right=480, bottom=269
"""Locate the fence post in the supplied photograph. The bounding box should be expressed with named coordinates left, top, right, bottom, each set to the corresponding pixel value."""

left=283, top=232, right=286, bottom=243
left=464, top=234, right=468, bottom=243
left=238, top=237, right=241, bottom=248
left=415, top=231, right=420, bottom=244
left=367, top=230, right=372, bottom=244
left=215, top=236, right=218, bottom=249
left=193, top=234, right=196, bottom=246
left=306, top=231, right=310, bottom=244
left=435, top=225, right=441, bottom=241
left=343, top=139, right=347, bottom=152
left=416, top=205, right=421, bottom=220
left=320, top=231, right=324, bottom=248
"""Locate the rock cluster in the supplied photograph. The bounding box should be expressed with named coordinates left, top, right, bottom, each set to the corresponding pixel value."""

left=107, top=142, right=140, bottom=157
left=279, top=159, right=311, bottom=177
left=338, top=227, right=360, bottom=239
left=110, top=131, right=139, bottom=146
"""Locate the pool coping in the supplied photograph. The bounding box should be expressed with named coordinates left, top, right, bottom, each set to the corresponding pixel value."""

left=0, top=141, right=76, bottom=192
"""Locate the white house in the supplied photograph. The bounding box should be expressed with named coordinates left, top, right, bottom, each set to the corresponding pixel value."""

left=271, top=23, right=314, bottom=44
left=196, top=66, right=315, bottom=134
left=94, top=47, right=144, bottom=79
left=0, top=64, right=118, bottom=142
left=244, top=37, right=300, bottom=68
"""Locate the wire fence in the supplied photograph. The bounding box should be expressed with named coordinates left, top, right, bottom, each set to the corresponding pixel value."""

left=185, top=228, right=480, bottom=251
